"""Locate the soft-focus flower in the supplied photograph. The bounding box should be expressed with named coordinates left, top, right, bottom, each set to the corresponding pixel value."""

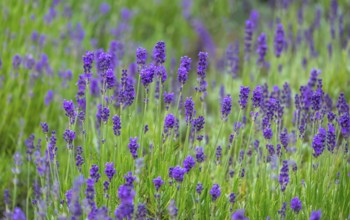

left=153, top=41, right=166, bottom=65
left=210, top=184, right=221, bottom=201
left=231, top=209, right=248, bottom=220
left=290, top=197, right=302, bottom=213
left=152, top=176, right=164, bottom=191
left=183, top=155, right=196, bottom=172
left=128, top=137, right=140, bottom=159
left=105, top=162, right=116, bottom=182
left=112, top=115, right=121, bottom=136
left=309, top=210, right=322, bottom=220
left=221, top=95, right=232, bottom=119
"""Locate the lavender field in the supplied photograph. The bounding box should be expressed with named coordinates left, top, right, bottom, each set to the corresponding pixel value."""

left=1, top=0, right=350, bottom=219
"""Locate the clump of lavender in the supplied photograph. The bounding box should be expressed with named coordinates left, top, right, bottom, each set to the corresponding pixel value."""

left=312, top=127, right=326, bottom=157
left=63, top=129, right=75, bottom=149
left=257, top=32, right=268, bottom=66
left=168, top=199, right=178, bottom=219
left=274, top=23, right=285, bottom=57
left=183, top=155, right=196, bottom=172
left=169, top=166, right=186, bottom=182
left=136, top=47, right=147, bottom=66
left=221, top=95, right=232, bottom=120
left=63, top=100, right=76, bottom=124
left=112, top=115, right=121, bottom=136
left=153, top=41, right=166, bottom=65
left=196, top=51, right=208, bottom=94
left=239, top=86, right=250, bottom=109
left=196, top=183, right=203, bottom=195
left=177, top=56, right=192, bottom=87
left=128, top=137, right=140, bottom=159
left=195, top=147, right=206, bottom=163
left=279, top=160, right=289, bottom=192
left=184, top=97, right=195, bottom=123
left=209, top=184, right=221, bottom=201
left=278, top=202, right=287, bottom=220
left=164, top=92, right=174, bottom=110
left=309, top=210, right=322, bottom=220
left=90, top=165, right=101, bottom=183
left=163, top=114, right=177, bottom=135
left=124, top=172, right=136, bottom=187
left=244, top=20, right=253, bottom=59
left=105, top=162, right=116, bottom=182
left=252, top=85, right=263, bottom=108
left=119, top=69, right=135, bottom=107
left=75, top=146, right=84, bottom=172
left=114, top=184, right=135, bottom=219
left=231, top=209, right=248, bottom=220
left=153, top=176, right=164, bottom=191
left=98, top=103, right=110, bottom=124
left=290, top=197, right=302, bottom=213
left=83, top=51, right=94, bottom=75
left=327, top=123, right=336, bottom=152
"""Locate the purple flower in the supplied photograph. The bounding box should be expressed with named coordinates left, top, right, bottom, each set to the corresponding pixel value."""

left=192, top=116, right=205, bottom=132
left=274, top=23, right=285, bottom=57
left=63, top=129, right=75, bottom=149
left=257, top=33, right=268, bottom=65
left=63, top=100, right=76, bottom=121
left=239, top=86, right=250, bottom=109
left=177, top=56, right=192, bottom=85
left=164, top=92, right=174, bottom=109
left=12, top=54, right=22, bottom=69
left=96, top=104, right=110, bottom=124
left=168, top=200, right=178, bottom=218
left=197, top=51, right=208, bottom=78
left=152, top=176, right=164, bottom=191
left=221, top=95, right=232, bottom=119
left=327, top=123, right=336, bottom=152
left=244, top=20, right=253, bottom=58
left=99, top=2, right=110, bottom=14
left=309, top=210, right=322, bottom=220
left=229, top=193, right=236, bottom=204
left=290, top=197, right=302, bottom=213
left=184, top=97, right=195, bottom=123
left=119, top=69, right=135, bottom=107
left=169, top=166, right=186, bottom=182
left=97, top=52, right=112, bottom=75
left=196, top=183, right=203, bottom=195
left=279, top=160, right=289, bottom=192
left=13, top=207, right=26, bottom=220
left=105, top=69, right=116, bottom=89
left=278, top=202, right=287, bottom=220
left=44, top=90, right=54, bottom=106
left=136, top=47, right=148, bottom=66
left=252, top=86, right=263, bottom=108
left=336, top=92, right=349, bottom=115
left=312, top=128, right=327, bottom=157
left=231, top=209, right=248, bottom=220
left=210, top=184, right=221, bottom=201
left=128, top=137, right=140, bottom=159
left=124, top=172, right=136, bottom=187
left=164, top=114, right=177, bottom=133
left=195, top=147, right=206, bottom=163
left=140, top=64, right=156, bottom=88
left=90, top=165, right=100, bottom=182
left=156, top=65, right=167, bottom=83
left=263, top=126, right=273, bottom=140
left=83, top=51, right=94, bottom=74
left=216, top=146, right=222, bottom=162
left=153, top=41, right=166, bottom=65
left=115, top=185, right=135, bottom=219
left=105, top=162, right=116, bottom=181
left=136, top=203, right=147, bottom=219
left=183, top=155, right=196, bottom=172
left=85, top=178, right=96, bottom=211
left=112, top=115, right=121, bottom=136
left=280, top=128, right=289, bottom=149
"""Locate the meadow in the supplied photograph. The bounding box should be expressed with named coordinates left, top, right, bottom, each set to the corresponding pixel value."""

left=1, top=0, right=350, bottom=219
